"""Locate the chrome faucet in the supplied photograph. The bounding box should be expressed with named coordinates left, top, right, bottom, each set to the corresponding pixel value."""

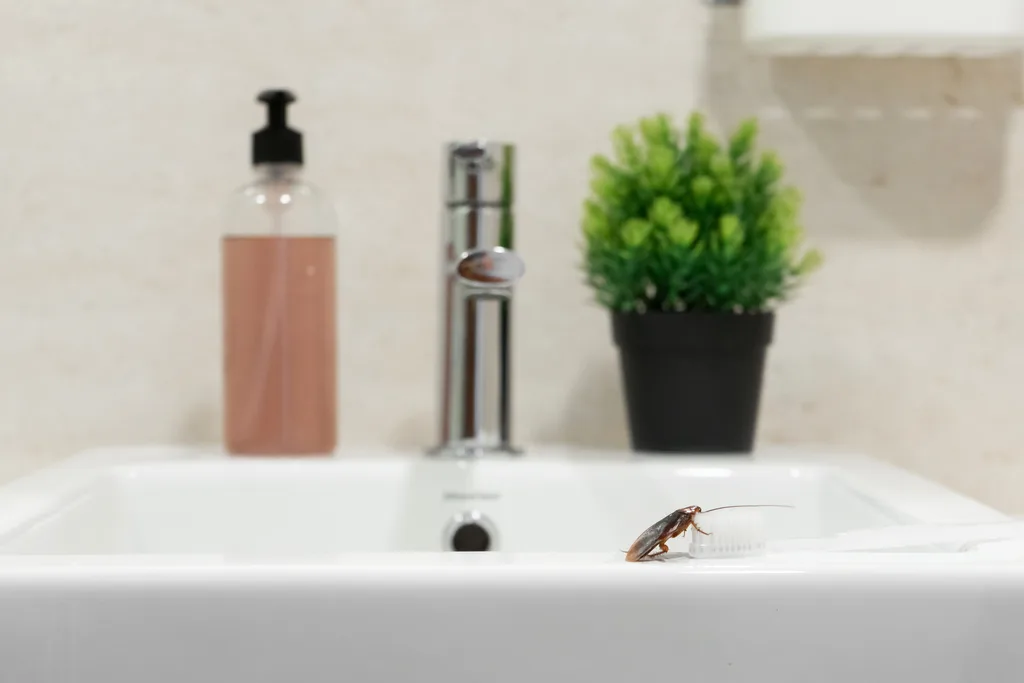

left=429, top=141, right=525, bottom=458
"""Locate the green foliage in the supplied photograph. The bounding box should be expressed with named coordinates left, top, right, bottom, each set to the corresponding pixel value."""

left=580, top=112, right=822, bottom=313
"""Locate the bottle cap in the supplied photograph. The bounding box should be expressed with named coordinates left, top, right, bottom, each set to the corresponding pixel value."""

left=252, top=89, right=303, bottom=165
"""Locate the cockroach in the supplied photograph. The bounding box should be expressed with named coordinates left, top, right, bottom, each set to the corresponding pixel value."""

left=623, top=504, right=793, bottom=562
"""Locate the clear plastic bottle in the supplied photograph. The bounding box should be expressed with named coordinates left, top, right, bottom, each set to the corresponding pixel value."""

left=221, top=90, right=338, bottom=455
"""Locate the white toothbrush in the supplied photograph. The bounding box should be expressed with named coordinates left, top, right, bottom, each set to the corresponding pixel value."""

left=786, top=519, right=1024, bottom=553
left=689, top=512, right=1024, bottom=558
left=688, top=506, right=771, bottom=559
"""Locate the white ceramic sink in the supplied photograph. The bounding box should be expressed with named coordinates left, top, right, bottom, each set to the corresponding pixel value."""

left=0, top=448, right=936, bottom=555
left=0, top=445, right=1022, bottom=683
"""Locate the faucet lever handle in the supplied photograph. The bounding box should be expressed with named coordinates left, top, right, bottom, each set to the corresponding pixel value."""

left=455, top=247, right=525, bottom=288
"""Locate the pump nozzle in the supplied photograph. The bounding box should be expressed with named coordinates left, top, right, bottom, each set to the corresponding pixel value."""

left=252, top=88, right=302, bottom=166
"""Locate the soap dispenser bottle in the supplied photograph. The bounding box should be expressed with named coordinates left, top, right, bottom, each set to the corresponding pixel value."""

left=221, top=89, right=338, bottom=456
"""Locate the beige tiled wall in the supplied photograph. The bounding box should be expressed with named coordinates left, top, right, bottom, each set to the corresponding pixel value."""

left=1, top=1, right=1022, bottom=511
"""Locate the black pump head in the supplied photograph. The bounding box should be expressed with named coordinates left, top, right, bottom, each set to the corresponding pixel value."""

left=252, top=89, right=302, bottom=166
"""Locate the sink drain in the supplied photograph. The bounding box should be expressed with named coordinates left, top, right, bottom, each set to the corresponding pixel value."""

left=444, top=511, right=498, bottom=552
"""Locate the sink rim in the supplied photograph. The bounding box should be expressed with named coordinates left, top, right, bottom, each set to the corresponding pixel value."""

left=0, top=443, right=1010, bottom=572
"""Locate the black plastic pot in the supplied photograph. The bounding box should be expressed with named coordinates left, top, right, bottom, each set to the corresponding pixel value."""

left=611, top=310, right=774, bottom=453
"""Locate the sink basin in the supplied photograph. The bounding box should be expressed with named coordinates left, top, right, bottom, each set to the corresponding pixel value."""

left=0, top=449, right=935, bottom=555
left=0, top=445, right=1021, bottom=683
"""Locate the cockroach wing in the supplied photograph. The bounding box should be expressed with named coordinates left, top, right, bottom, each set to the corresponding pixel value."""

left=625, top=510, right=681, bottom=561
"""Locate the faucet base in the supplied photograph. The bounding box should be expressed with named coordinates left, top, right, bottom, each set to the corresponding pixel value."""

left=426, top=441, right=524, bottom=459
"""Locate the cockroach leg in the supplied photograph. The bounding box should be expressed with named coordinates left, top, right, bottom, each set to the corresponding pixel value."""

left=692, top=522, right=710, bottom=536
left=669, top=523, right=690, bottom=540
left=640, top=542, right=672, bottom=561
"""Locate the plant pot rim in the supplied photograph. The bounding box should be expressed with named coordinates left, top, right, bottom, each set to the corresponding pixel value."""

left=611, top=307, right=775, bottom=350
left=610, top=308, right=775, bottom=318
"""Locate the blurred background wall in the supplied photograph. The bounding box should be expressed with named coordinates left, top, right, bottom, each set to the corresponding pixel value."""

left=1, top=1, right=1021, bottom=511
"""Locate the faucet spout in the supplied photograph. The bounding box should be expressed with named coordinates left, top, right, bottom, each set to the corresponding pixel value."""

left=430, top=141, right=523, bottom=458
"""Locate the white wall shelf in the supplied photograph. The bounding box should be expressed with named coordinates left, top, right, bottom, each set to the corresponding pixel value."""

left=742, top=0, right=1024, bottom=56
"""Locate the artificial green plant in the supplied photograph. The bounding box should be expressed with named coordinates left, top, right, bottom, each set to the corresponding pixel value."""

left=581, top=111, right=822, bottom=314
